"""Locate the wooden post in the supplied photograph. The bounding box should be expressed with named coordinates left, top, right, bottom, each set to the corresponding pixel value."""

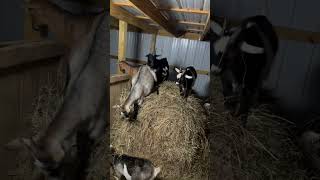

left=24, top=8, right=42, bottom=40
left=118, top=20, right=128, bottom=73
left=150, top=33, right=157, bottom=54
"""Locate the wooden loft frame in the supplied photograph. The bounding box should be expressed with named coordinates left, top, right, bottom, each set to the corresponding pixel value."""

left=111, top=0, right=210, bottom=41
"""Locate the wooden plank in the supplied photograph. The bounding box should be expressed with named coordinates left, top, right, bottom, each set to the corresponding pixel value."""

left=113, top=2, right=209, bottom=14
left=24, top=7, right=42, bottom=41
left=150, top=33, right=157, bottom=54
left=179, top=21, right=206, bottom=27
left=118, top=20, right=128, bottom=73
left=129, top=0, right=183, bottom=37
left=111, top=2, right=157, bottom=33
left=110, top=55, right=209, bottom=75
left=135, top=15, right=151, bottom=20
left=187, top=29, right=203, bottom=33
left=135, top=17, right=206, bottom=27
left=162, top=8, right=209, bottom=15
left=200, top=12, right=211, bottom=40
left=110, top=74, right=130, bottom=85
left=0, top=40, right=65, bottom=69
left=158, top=29, right=201, bottom=40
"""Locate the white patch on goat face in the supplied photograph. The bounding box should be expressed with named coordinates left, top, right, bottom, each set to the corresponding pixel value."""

left=240, top=41, right=264, bottom=54
left=214, top=36, right=230, bottom=53
left=163, top=67, right=168, bottom=71
left=176, top=82, right=179, bottom=85
left=177, top=73, right=182, bottom=79
left=185, top=75, right=193, bottom=79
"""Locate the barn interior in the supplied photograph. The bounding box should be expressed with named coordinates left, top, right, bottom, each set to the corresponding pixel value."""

left=0, top=0, right=319, bottom=179
left=109, top=0, right=211, bottom=179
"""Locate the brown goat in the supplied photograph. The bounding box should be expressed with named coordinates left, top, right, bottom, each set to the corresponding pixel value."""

left=119, top=61, right=140, bottom=76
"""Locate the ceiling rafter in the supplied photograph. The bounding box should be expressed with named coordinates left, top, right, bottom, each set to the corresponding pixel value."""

left=113, top=2, right=209, bottom=15
left=128, top=0, right=183, bottom=37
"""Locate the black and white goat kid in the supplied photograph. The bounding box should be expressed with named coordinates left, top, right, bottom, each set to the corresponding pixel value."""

left=175, top=66, right=197, bottom=99
left=210, top=15, right=278, bottom=125
left=146, top=53, right=169, bottom=83
left=111, top=145, right=161, bottom=180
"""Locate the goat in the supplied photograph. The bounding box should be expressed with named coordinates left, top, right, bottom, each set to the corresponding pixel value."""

left=4, top=7, right=108, bottom=180
left=121, top=65, right=157, bottom=119
left=111, top=146, right=161, bottom=180
left=175, top=66, right=197, bottom=99
left=119, top=61, right=140, bottom=77
left=210, top=15, right=278, bottom=125
left=146, top=53, right=169, bottom=83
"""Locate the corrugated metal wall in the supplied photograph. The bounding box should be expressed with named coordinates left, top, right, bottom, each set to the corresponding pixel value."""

left=110, top=29, right=210, bottom=97
left=212, top=0, right=320, bottom=118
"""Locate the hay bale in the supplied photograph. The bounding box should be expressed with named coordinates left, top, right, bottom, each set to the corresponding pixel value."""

left=111, top=81, right=209, bottom=179
left=208, top=76, right=320, bottom=180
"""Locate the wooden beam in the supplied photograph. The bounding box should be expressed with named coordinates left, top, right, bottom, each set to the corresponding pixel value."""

left=158, top=30, right=201, bottom=40
left=24, top=6, right=42, bottom=41
left=187, top=29, right=203, bottom=33
left=150, top=33, right=157, bottom=54
left=135, top=15, right=151, bottom=20
left=135, top=17, right=205, bottom=27
left=129, top=0, right=183, bottom=37
left=118, top=20, right=128, bottom=74
left=110, top=74, right=130, bottom=85
left=200, top=12, right=210, bottom=40
left=179, top=21, right=206, bottom=27
left=161, top=8, right=209, bottom=15
left=0, top=40, right=65, bottom=69
left=113, top=2, right=209, bottom=14
left=110, top=19, right=203, bottom=41
left=110, top=2, right=158, bottom=33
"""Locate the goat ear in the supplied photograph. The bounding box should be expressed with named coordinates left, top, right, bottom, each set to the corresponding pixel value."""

left=153, top=167, right=161, bottom=178
left=174, top=67, right=180, bottom=73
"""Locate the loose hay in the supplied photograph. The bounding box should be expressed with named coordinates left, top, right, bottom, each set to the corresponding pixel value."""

left=209, top=76, right=320, bottom=180
left=111, top=81, right=209, bottom=179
